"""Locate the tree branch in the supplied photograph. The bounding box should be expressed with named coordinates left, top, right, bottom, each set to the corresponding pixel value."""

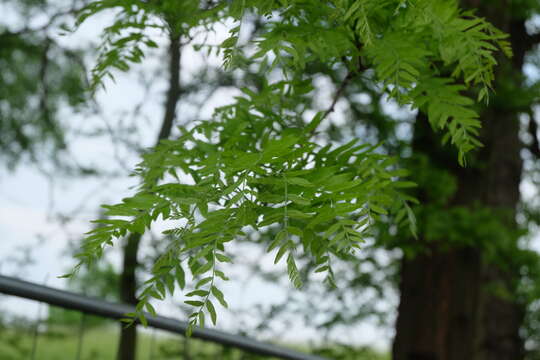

left=528, top=113, right=540, bottom=158
left=307, top=57, right=367, bottom=135
left=526, top=32, right=540, bottom=49
left=320, top=71, right=355, bottom=122
left=157, top=33, right=182, bottom=142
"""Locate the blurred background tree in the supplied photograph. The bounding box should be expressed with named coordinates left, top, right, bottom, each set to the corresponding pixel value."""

left=0, top=0, right=88, bottom=170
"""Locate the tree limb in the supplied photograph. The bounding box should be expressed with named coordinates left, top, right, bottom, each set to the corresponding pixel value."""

left=320, top=71, right=355, bottom=122
left=528, top=112, right=540, bottom=158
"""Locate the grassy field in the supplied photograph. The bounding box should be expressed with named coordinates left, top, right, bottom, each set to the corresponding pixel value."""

left=0, top=322, right=389, bottom=360
left=0, top=325, right=231, bottom=360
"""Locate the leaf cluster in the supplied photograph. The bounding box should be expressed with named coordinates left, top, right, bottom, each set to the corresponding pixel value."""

left=223, top=0, right=510, bottom=163
left=68, top=78, right=415, bottom=331
left=68, top=0, right=511, bottom=331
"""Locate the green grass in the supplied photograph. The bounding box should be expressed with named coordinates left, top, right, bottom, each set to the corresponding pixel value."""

left=0, top=324, right=272, bottom=360
left=0, top=327, right=226, bottom=360
left=36, top=326, right=120, bottom=360
left=1, top=326, right=118, bottom=360
left=0, top=323, right=389, bottom=360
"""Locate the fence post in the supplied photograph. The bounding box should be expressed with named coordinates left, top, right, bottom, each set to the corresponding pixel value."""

left=75, top=313, right=86, bottom=360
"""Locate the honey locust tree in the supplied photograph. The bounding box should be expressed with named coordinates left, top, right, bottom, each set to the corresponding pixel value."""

left=65, top=0, right=512, bottom=344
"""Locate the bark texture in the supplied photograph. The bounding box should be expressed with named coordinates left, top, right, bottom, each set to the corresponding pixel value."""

left=392, top=3, right=530, bottom=360
left=117, top=33, right=182, bottom=360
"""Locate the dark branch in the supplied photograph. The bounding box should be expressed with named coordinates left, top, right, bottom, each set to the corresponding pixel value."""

left=528, top=113, right=540, bottom=159
left=320, top=71, right=355, bottom=122
left=320, top=40, right=366, bottom=119
left=527, top=33, right=540, bottom=49
left=157, top=33, right=182, bottom=142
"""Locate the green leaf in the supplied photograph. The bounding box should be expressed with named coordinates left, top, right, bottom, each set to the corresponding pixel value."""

left=138, top=313, right=148, bottom=327
left=186, top=290, right=209, bottom=297
left=215, top=270, right=230, bottom=281
left=288, top=194, right=311, bottom=206
left=274, top=242, right=291, bottom=264
left=156, top=281, right=166, bottom=298
left=267, top=229, right=287, bottom=252
left=221, top=36, right=238, bottom=48
left=175, top=265, right=186, bottom=290
left=370, top=203, right=388, bottom=215
left=145, top=302, right=157, bottom=317
left=287, top=209, right=312, bottom=219
left=287, top=253, right=303, bottom=288
left=324, top=223, right=341, bottom=239
left=195, top=277, right=213, bottom=289
left=215, top=253, right=233, bottom=263
left=405, top=202, right=418, bottom=238
left=287, top=177, right=314, bottom=187
left=206, top=301, right=217, bottom=325
left=198, top=311, right=205, bottom=328
left=211, top=286, right=228, bottom=308
left=186, top=323, right=194, bottom=337
left=184, top=300, right=204, bottom=307
left=192, top=261, right=213, bottom=276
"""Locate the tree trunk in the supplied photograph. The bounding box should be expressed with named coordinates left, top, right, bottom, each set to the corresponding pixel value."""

left=117, top=233, right=140, bottom=360
left=117, top=32, right=182, bottom=360
left=392, top=4, right=530, bottom=360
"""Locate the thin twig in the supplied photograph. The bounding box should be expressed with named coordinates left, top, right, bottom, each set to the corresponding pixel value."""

left=320, top=71, right=355, bottom=122
left=309, top=48, right=367, bottom=136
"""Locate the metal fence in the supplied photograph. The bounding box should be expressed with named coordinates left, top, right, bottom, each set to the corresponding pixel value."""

left=0, top=274, right=328, bottom=360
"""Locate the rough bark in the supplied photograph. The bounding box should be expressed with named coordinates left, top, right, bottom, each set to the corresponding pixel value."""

left=117, top=33, right=182, bottom=360
left=392, top=4, right=529, bottom=360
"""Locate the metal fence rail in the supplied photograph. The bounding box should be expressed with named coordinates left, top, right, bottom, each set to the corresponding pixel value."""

left=0, top=274, right=328, bottom=360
